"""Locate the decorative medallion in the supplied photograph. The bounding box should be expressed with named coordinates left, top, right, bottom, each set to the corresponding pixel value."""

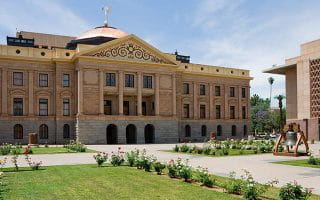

left=89, top=42, right=171, bottom=64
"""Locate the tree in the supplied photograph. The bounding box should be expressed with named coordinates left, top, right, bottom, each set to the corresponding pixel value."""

left=250, top=94, right=272, bottom=134
left=274, top=95, right=286, bottom=130
left=268, top=77, right=275, bottom=107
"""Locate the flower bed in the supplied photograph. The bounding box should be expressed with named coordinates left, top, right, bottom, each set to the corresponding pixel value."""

left=172, top=139, right=275, bottom=156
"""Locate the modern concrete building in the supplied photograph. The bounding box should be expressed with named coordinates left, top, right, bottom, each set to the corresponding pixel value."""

left=264, top=39, right=320, bottom=141
left=0, top=23, right=252, bottom=144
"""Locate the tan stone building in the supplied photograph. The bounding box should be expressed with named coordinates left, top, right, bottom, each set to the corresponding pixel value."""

left=264, top=39, right=320, bottom=141
left=0, top=24, right=252, bottom=144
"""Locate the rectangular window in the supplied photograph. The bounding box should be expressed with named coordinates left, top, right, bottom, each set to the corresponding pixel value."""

left=13, top=98, right=23, bottom=116
left=123, top=101, right=130, bottom=115
left=242, top=106, right=246, bottom=119
left=142, top=102, right=147, bottom=115
left=242, top=88, right=246, bottom=98
left=39, top=99, right=48, bottom=116
left=183, top=104, right=189, bottom=118
left=106, top=73, right=116, bottom=86
left=215, top=86, right=221, bottom=96
left=230, top=87, right=235, bottom=97
left=125, top=74, right=134, bottom=88
left=200, top=105, right=206, bottom=119
left=39, top=73, right=48, bottom=87
left=104, top=100, right=112, bottom=115
left=63, top=99, right=70, bottom=116
left=13, top=72, right=23, bottom=86
left=230, top=106, right=235, bottom=119
left=63, top=74, right=70, bottom=87
left=183, top=83, right=189, bottom=94
left=143, top=76, right=153, bottom=89
left=216, top=105, right=221, bottom=119
left=200, top=84, right=206, bottom=95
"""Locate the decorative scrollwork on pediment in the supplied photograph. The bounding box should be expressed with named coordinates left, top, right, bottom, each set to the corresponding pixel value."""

left=9, top=88, right=26, bottom=96
left=89, top=42, right=171, bottom=64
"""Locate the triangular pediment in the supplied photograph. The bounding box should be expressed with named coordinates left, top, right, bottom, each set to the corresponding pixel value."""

left=77, top=35, right=177, bottom=65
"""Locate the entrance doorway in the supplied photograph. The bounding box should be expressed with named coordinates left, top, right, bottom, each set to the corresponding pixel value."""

left=126, top=124, right=137, bottom=144
left=106, top=124, right=117, bottom=144
left=144, top=124, right=155, bottom=144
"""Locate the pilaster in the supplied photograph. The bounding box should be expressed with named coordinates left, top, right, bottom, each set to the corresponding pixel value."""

left=155, top=74, right=160, bottom=116
left=118, top=71, right=124, bottom=115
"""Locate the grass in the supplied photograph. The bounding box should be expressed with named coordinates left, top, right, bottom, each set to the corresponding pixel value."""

left=162, top=149, right=270, bottom=157
left=1, top=164, right=319, bottom=200
left=2, top=165, right=241, bottom=200
left=3, top=147, right=96, bottom=155
left=273, top=159, right=320, bottom=169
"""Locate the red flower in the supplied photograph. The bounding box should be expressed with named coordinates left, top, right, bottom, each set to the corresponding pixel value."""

left=23, top=151, right=29, bottom=155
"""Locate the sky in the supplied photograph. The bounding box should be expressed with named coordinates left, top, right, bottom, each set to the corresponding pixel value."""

left=1, top=0, right=320, bottom=107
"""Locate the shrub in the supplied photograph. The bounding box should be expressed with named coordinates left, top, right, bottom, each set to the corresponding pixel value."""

left=223, top=172, right=242, bottom=194
left=136, top=149, right=154, bottom=171
left=240, top=170, right=276, bottom=200
left=203, top=147, right=211, bottom=155
left=180, top=144, right=190, bottom=152
left=23, top=146, right=33, bottom=154
left=0, top=143, right=11, bottom=155
left=173, top=145, right=179, bottom=152
left=311, top=139, right=315, bottom=144
left=196, top=148, right=203, bottom=154
left=279, top=182, right=312, bottom=200
left=239, top=149, right=244, bottom=155
left=177, top=158, right=192, bottom=182
left=278, top=145, right=284, bottom=152
left=64, top=140, right=87, bottom=152
left=25, top=154, right=42, bottom=170
left=93, top=152, right=108, bottom=167
left=307, top=156, right=319, bottom=165
left=110, top=148, right=125, bottom=167
left=167, top=159, right=177, bottom=178
left=258, top=145, right=266, bottom=153
left=222, top=148, right=229, bottom=155
left=196, top=167, right=215, bottom=187
left=126, top=150, right=139, bottom=167
left=11, top=144, right=22, bottom=155
left=153, top=161, right=166, bottom=175
left=210, top=149, right=216, bottom=156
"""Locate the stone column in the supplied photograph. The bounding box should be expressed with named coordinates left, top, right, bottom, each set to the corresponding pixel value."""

left=137, top=72, right=142, bottom=116
left=155, top=74, right=160, bottom=116
left=118, top=71, right=124, bottom=115
left=28, top=71, right=34, bottom=116
left=209, top=83, right=214, bottom=120
left=238, top=85, right=242, bottom=119
left=77, top=69, right=83, bottom=114
left=1, top=68, right=7, bottom=116
left=99, top=70, right=104, bottom=115
left=193, top=82, right=197, bottom=119
left=224, top=84, right=229, bottom=119
left=172, top=74, right=177, bottom=116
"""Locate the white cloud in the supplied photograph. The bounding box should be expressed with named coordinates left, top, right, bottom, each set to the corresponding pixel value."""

left=0, top=0, right=90, bottom=43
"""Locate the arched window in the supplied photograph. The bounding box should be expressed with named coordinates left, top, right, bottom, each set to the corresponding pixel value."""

left=217, top=125, right=222, bottom=136
left=14, top=124, right=23, bottom=139
left=185, top=125, right=191, bottom=137
left=39, top=124, right=48, bottom=139
left=231, top=125, right=237, bottom=136
left=201, top=125, right=207, bottom=137
left=243, top=125, right=247, bottom=136
left=63, top=124, right=70, bottom=139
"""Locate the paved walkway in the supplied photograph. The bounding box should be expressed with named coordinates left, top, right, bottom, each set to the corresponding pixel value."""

left=1, top=143, right=320, bottom=194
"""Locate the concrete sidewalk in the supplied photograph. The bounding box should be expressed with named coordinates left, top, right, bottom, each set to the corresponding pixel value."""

left=1, top=143, right=319, bottom=195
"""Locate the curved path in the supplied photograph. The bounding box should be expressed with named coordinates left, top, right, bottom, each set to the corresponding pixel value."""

left=1, top=143, right=319, bottom=195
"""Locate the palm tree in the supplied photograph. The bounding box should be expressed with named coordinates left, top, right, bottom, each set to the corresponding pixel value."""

left=275, top=95, right=285, bottom=130
left=268, top=77, right=275, bottom=107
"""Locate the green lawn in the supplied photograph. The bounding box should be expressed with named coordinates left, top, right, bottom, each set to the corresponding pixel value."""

left=163, top=149, right=270, bottom=157
left=6, top=147, right=96, bottom=155
left=2, top=164, right=319, bottom=200
left=273, top=159, right=320, bottom=169
left=2, top=165, right=241, bottom=200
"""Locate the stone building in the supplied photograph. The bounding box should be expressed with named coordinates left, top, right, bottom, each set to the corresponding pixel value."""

left=0, top=24, right=252, bottom=144
left=264, top=39, right=320, bottom=141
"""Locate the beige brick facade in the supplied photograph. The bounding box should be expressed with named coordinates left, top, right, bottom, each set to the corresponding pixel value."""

left=264, top=39, right=320, bottom=141
left=0, top=29, right=252, bottom=144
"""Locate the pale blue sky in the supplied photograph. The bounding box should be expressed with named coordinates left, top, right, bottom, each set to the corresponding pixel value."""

left=1, top=0, right=320, bottom=107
